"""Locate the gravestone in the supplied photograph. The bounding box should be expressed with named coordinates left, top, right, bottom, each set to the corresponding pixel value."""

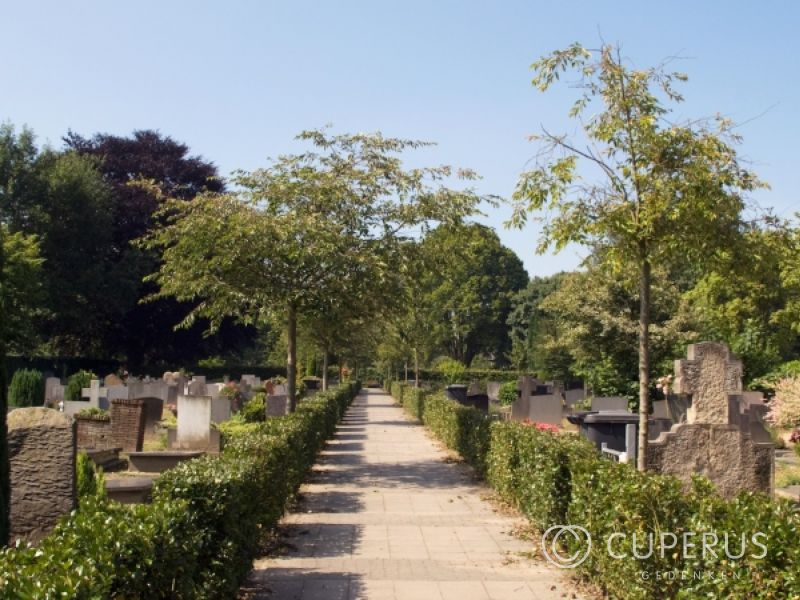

left=211, top=396, right=232, bottom=423
left=44, top=377, right=65, bottom=407
left=651, top=400, right=671, bottom=420
left=110, top=399, right=147, bottom=452
left=674, top=341, right=743, bottom=424
left=266, top=395, right=290, bottom=417
left=486, top=382, right=501, bottom=405
left=138, top=397, right=165, bottom=439
left=241, top=374, right=261, bottom=388
left=187, top=378, right=207, bottom=396
left=648, top=342, right=774, bottom=499
left=518, top=376, right=536, bottom=401
left=7, top=408, right=76, bottom=543
left=591, top=396, right=629, bottom=412
left=564, top=388, right=586, bottom=407
left=104, top=373, right=124, bottom=387
left=176, top=395, right=212, bottom=449
left=527, top=394, right=563, bottom=425
left=467, top=382, right=482, bottom=396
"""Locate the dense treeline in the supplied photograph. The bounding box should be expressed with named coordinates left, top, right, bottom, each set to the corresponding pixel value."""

left=0, top=124, right=257, bottom=368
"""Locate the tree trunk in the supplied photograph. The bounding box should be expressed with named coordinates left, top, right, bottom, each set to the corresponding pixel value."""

left=413, top=347, right=420, bottom=389
left=322, top=349, right=329, bottom=391
left=287, top=304, right=297, bottom=411
left=404, top=361, right=408, bottom=383
left=637, top=255, right=651, bottom=472
left=0, top=230, right=9, bottom=545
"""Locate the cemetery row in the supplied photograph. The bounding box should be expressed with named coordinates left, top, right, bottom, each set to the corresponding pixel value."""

left=0, top=380, right=360, bottom=597
left=6, top=370, right=324, bottom=543
left=388, top=342, right=800, bottom=599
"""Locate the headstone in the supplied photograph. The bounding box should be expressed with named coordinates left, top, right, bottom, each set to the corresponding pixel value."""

left=486, top=382, right=501, bottom=405
left=651, top=400, right=671, bottom=420
left=273, top=383, right=288, bottom=396
left=674, top=341, right=743, bottom=424
left=104, top=373, right=124, bottom=387
left=241, top=374, right=261, bottom=388
left=518, top=376, right=536, bottom=401
left=527, top=394, right=563, bottom=426
left=44, top=377, right=65, bottom=407
left=510, top=395, right=531, bottom=421
left=206, top=383, right=226, bottom=399
left=7, top=408, right=76, bottom=543
left=266, top=395, right=290, bottom=417
left=211, top=396, right=232, bottom=423
left=176, top=395, right=212, bottom=450
left=110, top=399, right=147, bottom=452
left=564, top=388, right=586, bottom=407
left=187, top=378, right=207, bottom=396
left=81, top=379, right=109, bottom=410
left=648, top=342, right=774, bottom=499
left=591, top=396, right=629, bottom=412
left=138, top=397, right=165, bottom=439
left=467, top=382, right=482, bottom=396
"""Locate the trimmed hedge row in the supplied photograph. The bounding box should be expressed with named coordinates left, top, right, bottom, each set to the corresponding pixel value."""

left=388, top=382, right=800, bottom=600
left=0, top=382, right=360, bottom=599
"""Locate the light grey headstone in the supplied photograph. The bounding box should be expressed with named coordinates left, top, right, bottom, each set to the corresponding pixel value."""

left=187, top=379, right=207, bottom=396
left=176, top=395, right=211, bottom=449
left=211, top=396, right=232, bottom=423
left=591, top=396, right=629, bottom=412
left=564, top=388, right=585, bottom=407
left=486, top=382, right=501, bottom=403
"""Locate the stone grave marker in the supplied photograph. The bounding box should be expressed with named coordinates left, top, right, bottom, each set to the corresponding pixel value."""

left=674, top=341, right=743, bottom=424
left=187, top=378, right=207, bottom=396
left=7, top=408, right=76, bottom=543
left=266, top=395, right=290, bottom=417
left=104, top=373, right=124, bottom=387
left=211, top=396, right=232, bottom=423
left=564, top=388, right=586, bottom=407
left=44, top=377, right=65, bottom=407
left=591, top=396, right=629, bottom=412
left=527, top=394, right=563, bottom=425
left=176, top=395, right=212, bottom=450
left=648, top=342, right=774, bottom=499
left=486, top=382, right=501, bottom=405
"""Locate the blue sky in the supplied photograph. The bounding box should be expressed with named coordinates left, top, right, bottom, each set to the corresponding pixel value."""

left=1, top=1, right=797, bottom=277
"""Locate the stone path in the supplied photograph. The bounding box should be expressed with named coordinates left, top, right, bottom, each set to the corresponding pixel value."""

left=241, top=389, right=585, bottom=600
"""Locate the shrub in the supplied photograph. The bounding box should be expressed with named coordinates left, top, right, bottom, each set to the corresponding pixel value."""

left=766, top=377, right=800, bottom=429
left=436, top=358, right=467, bottom=385
left=76, top=450, right=107, bottom=504
left=0, top=382, right=360, bottom=597
left=498, top=381, right=517, bottom=406
left=391, top=376, right=800, bottom=600
left=65, top=370, right=96, bottom=401
left=8, top=368, right=43, bottom=407
left=239, top=392, right=266, bottom=423
left=77, top=406, right=108, bottom=418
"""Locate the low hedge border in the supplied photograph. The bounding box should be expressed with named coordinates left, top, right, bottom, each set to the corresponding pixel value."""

left=0, top=382, right=360, bottom=599
left=387, top=381, right=800, bottom=599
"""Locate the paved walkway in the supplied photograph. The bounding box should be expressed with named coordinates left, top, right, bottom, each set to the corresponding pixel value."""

left=241, top=389, right=584, bottom=600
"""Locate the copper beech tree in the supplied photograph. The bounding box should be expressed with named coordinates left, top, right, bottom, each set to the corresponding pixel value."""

left=509, top=44, right=763, bottom=470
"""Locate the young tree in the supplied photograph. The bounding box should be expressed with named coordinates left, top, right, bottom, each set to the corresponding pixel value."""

left=0, top=226, right=8, bottom=545
left=509, top=44, right=762, bottom=470
left=142, top=130, right=483, bottom=404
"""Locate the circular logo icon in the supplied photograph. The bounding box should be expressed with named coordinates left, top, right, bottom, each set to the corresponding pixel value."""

left=541, top=525, right=592, bottom=569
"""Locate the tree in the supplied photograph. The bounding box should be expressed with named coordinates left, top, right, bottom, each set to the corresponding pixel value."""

left=142, top=130, right=483, bottom=405
left=0, top=225, right=9, bottom=545
left=65, top=130, right=251, bottom=366
left=1, top=226, right=44, bottom=353
left=418, top=223, right=528, bottom=366
left=507, top=273, right=567, bottom=372
left=509, top=44, right=762, bottom=470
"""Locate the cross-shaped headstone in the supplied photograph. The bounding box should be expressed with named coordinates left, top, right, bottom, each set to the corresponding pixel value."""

left=673, top=342, right=742, bottom=425
left=81, top=379, right=108, bottom=409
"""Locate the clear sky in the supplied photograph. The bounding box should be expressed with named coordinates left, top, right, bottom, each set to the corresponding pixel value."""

left=1, top=1, right=797, bottom=277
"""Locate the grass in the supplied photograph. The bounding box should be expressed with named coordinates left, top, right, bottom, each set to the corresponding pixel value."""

left=776, top=463, right=800, bottom=489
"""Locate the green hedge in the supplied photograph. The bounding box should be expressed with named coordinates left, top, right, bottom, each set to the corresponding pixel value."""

left=7, top=369, right=43, bottom=407
left=0, top=382, right=360, bottom=599
left=388, top=383, right=800, bottom=600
